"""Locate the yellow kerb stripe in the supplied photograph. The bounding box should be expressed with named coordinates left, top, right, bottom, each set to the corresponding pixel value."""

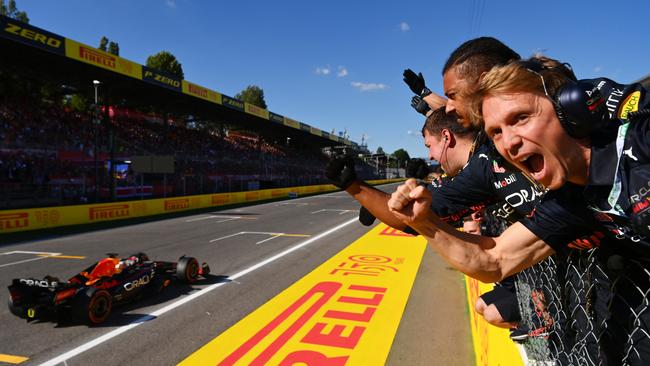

left=37, top=254, right=86, bottom=259
left=0, top=354, right=29, bottom=364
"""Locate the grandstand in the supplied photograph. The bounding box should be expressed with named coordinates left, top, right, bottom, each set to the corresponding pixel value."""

left=0, top=15, right=382, bottom=209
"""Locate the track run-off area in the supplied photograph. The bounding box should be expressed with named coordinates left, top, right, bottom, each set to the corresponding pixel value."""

left=0, top=184, right=473, bottom=366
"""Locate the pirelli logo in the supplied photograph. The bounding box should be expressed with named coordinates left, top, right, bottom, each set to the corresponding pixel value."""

left=0, top=213, right=29, bottom=230
left=212, top=194, right=230, bottom=205
left=188, top=83, right=208, bottom=98
left=218, top=281, right=386, bottom=365
left=89, top=204, right=130, bottom=221
left=245, top=192, right=259, bottom=201
left=79, top=46, right=116, bottom=69
left=271, top=189, right=284, bottom=197
left=165, top=198, right=189, bottom=211
left=379, top=226, right=415, bottom=237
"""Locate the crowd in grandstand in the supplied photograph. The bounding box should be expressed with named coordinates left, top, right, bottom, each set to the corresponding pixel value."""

left=0, top=95, right=379, bottom=208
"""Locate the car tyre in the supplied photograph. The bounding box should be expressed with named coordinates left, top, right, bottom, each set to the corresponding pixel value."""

left=176, top=257, right=199, bottom=284
left=8, top=298, right=25, bottom=318
left=75, top=288, right=112, bottom=325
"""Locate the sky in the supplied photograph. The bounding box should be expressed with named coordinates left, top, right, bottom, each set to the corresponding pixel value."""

left=15, top=0, right=650, bottom=159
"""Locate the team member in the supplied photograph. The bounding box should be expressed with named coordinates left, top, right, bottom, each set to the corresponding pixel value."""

left=387, top=58, right=650, bottom=364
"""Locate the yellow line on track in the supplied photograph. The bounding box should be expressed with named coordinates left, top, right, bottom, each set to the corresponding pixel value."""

left=37, top=254, right=86, bottom=259
left=0, top=354, right=29, bottom=364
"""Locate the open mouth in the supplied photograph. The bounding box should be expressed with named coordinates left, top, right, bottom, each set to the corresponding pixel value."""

left=521, top=154, right=545, bottom=179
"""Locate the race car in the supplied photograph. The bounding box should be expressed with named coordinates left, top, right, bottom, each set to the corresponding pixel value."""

left=7, top=252, right=210, bottom=325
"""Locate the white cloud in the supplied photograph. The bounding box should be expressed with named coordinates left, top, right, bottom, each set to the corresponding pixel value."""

left=407, top=130, right=420, bottom=136
left=165, top=0, right=176, bottom=8
left=594, top=66, right=603, bottom=72
left=337, top=66, right=348, bottom=78
left=400, top=22, right=410, bottom=32
left=315, top=66, right=331, bottom=75
left=351, top=81, right=388, bottom=91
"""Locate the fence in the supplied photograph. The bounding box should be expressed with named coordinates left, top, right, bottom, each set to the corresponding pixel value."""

left=512, top=247, right=650, bottom=365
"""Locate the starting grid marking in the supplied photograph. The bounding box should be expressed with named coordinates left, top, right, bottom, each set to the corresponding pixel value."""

left=180, top=224, right=427, bottom=365
left=185, top=215, right=244, bottom=223
left=0, top=251, right=85, bottom=268
left=310, top=209, right=356, bottom=215
left=275, top=203, right=310, bottom=207
left=210, top=232, right=311, bottom=245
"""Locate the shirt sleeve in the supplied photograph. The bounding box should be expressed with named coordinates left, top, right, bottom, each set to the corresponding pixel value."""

left=429, top=152, right=497, bottom=224
left=520, top=186, right=599, bottom=253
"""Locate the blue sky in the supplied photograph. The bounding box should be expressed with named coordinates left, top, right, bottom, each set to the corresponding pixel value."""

left=16, top=0, right=650, bottom=159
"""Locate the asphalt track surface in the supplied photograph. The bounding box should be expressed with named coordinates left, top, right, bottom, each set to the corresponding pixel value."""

left=0, top=184, right=472, bottom=366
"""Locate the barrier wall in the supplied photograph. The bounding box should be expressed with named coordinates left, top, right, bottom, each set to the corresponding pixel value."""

left=0, top=179, right=402, bottom=234
left=465, top=276, right=524, bottom=366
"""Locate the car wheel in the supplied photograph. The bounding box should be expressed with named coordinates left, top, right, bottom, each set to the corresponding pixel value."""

left=176, top=257, right=199, bottom=284
left=76, top=289, right=112, bottom=325
left=8, top=298, right=25, bottom=318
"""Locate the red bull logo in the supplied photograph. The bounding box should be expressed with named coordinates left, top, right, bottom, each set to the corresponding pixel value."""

left=0, top=212, right=29, bottom=230
left=89, top=204, right=129, bottom=221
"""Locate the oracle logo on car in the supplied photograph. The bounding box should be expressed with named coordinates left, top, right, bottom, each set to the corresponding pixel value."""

left=89, top=205, right=130, bottom=221
left=124, top=275, right=151, bottom=291
left=0, top=212, right=29, bottom=230
left=165, top=198, right=189, bottom=211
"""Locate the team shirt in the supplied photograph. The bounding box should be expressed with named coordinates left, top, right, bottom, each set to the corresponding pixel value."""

left=521, top=82, right=650, bottom=257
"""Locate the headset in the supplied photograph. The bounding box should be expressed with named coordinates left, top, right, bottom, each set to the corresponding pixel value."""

left=519, top=60, right=613, bottom=138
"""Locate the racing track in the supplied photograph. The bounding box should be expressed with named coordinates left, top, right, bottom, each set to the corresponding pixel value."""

left=0, top=184, right=473, bottom=366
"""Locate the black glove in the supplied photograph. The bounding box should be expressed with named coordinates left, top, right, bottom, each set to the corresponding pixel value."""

left=358, top=206, right=376, bottom=226
left=406, top=158, right=430, bottom=180
left=325, top=155, right=357, bottom=189
left=411, top=95, right=431, bottom=116
left=403, top=69, right=431, bottom=96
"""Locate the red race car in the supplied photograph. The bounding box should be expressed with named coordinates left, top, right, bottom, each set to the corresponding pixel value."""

left=8, top=253, right=210, bottom=325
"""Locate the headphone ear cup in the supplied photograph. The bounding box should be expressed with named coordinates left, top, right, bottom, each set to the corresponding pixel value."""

left=554, top=81, right=607, bottom=138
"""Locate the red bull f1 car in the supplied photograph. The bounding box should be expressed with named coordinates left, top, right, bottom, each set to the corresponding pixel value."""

left=7, top=253, right=210, bottom=325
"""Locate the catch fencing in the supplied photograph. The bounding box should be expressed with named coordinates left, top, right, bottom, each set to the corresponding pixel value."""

left=514, top=248, right=650, bottom=365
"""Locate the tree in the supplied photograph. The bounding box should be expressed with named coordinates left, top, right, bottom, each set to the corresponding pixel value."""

left=1, top=0, right=29, bottom=23
left=146, top=51, right=184, bottom=79
left=235, top=85, right=267, bottom=109
left=392, top=148, right=410, bottom=166
left=376, top=147, right=385, bottom=155
left=99, top=36, right=109, bottom=51
left=108, top=41, right=119, bottom=56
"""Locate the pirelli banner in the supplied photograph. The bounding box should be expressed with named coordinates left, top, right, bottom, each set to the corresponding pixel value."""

left=0, top=15, right=65, bottom=56
left=0, top=180, right=402, bottom=234
left=65, top=38, right=142, bottom=80
left=182, top=80, right=222, bottom=104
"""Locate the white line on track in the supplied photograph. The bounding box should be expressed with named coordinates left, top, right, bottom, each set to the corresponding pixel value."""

left=37, top=217, right=359, bottom=366
left=0, top=251, right=62, bottom=269
left=185, top=215, right=241, bottom=223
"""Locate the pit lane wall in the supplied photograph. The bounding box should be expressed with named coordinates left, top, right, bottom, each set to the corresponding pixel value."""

left=0, top=180, right=401, bottom=234
left=465, top=276, right=524, bottom=366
